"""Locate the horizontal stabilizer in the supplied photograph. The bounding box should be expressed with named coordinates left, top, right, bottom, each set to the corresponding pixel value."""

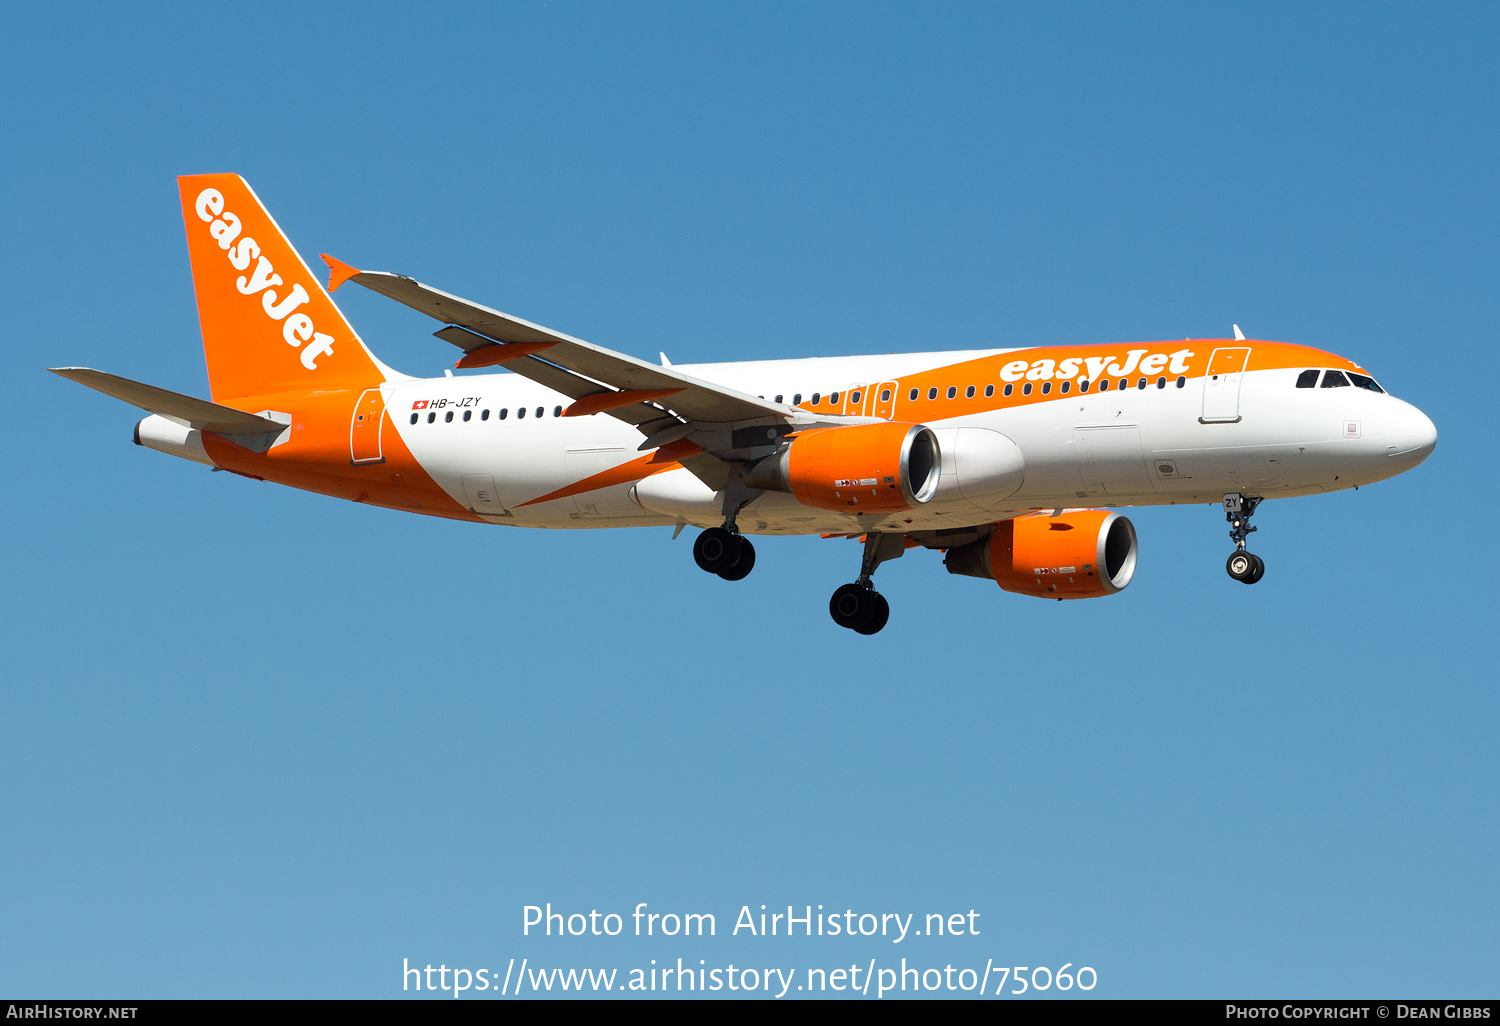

left=48, top=367, right=286, bottom=434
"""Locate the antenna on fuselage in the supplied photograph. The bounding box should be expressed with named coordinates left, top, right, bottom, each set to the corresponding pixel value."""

left=1233, top=324, right=1246, bottom=341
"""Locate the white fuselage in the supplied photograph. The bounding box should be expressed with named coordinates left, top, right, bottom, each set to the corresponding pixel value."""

left=388, top=348, right=1436, bottom=535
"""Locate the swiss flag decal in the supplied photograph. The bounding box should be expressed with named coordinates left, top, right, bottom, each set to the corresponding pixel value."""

left=412, top=400, right=429, bottom=410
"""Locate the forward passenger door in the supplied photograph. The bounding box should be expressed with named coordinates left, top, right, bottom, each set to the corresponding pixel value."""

left=1201, top=348, right=1251, bottom=423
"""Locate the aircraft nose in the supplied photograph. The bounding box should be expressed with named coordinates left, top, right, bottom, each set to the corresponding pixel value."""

left=1386, top=401, right=1437, bottom=473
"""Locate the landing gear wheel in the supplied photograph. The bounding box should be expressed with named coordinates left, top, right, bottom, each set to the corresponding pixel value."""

left=717, top=538, right=756, bottom=581
left=853, top=592, right=890, bottom=635
left=693, top=527, right=742, bottom=574
left=830, top=583, right=879, bottom=631
left=1227, top=551, right=1264, bottom=584
left=1245, top=553, right=1265, bottom=584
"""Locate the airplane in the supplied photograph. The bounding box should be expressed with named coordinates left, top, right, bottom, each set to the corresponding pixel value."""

left=52, top=174, right=1438, bottom=635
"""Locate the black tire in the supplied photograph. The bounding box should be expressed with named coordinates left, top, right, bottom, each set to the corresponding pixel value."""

left=853, top=592, right=890, bottom=634
left=717, top=538, right=756, bottom=581
left=1245, top=553, right=1265, bottom=585
left=693, top=527, right=742, bottom=574
left=829, top=583, right=877, bottom=630
left=1226, top=551, right=1256, bottom=583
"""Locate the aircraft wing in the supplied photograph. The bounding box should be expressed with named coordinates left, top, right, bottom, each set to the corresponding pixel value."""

left=48, top=367, right=287, bottom=435
left=322, top=255, right=787, bottom=431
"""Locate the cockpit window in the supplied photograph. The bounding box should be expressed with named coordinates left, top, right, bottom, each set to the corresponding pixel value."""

left=1321, top=370, right=1351, bottom=388
left=1295, top=369, right=1319, bottom=388
left=1347, top=372, right=1385, bottom=393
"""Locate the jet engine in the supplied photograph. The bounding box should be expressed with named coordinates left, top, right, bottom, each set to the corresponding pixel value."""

left=743, top=422, right=940, bottom=514
left=944, top=510, right=1138, bottom=599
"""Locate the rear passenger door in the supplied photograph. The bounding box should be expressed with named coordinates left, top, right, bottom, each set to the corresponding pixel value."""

left=350, top=388, right=386, bottom=464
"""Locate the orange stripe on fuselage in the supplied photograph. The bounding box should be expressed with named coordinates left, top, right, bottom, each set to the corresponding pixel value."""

left=518, top=439, right=704, bottom=508
left=201, top=386, right=482, bottom=521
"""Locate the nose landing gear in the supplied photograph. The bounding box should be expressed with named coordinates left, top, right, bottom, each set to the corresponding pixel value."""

left=1223, top=493, right=1265, bottom=585
left=1226, top=549, right=1265, bottom=584
left=829, top=531, right=905, bottom=634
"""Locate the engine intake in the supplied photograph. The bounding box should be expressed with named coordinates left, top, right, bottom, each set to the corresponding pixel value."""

left=744, top=423, right=940, bottom=514
left=945, top=510, right=1137, bottom=599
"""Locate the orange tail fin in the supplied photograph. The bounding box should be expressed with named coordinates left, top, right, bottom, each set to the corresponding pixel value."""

left=177, top=174, right=386, bottom=402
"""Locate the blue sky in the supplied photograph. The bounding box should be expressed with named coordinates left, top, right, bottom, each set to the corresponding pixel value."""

left=1, top=1, right=1495, bottom=999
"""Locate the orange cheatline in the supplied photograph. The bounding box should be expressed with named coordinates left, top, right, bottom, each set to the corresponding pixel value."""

left=563, top=388, right=683, bottom=418
left=455, top=342, right=559, bottom=368
left=319, top=253, right=363, bottom=293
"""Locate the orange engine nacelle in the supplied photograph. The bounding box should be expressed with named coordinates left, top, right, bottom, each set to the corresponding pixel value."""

left=744, top=422, right=940, bottom=514
left=944, top=510, right=1138, bottom=599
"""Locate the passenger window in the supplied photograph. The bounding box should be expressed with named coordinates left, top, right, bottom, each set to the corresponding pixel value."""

left=410, top=413, right=419, bottom=425
left=537, top=407, right=546, bottom=418
left=481, top=409, right=490, bottom=421
left=1022, top=383, right=1033, bottom=396
left=427, top=412, right=436, bottom=424
left=830, top=392, right=840, bottom=405
left=499, top=408, right=508, bottom=420
left=1136, top=377, right=1147, bottom=390
left=946, top=386, right=956, bottom=399
left=850, top=391, right=861, bottom=404
left=927, top=387, right=938, bottom=400
left=1175, top=376, right=1185, bottom=388
left=1041, top=382, right=1052, bottom=394
left=793, top=394, right=802, bottom=405
left=463, top=409, right=472, bottom=421
left=1060, top=381, right=1071, bottom=394
left=908, top=388, right=918, bottom=401
left=1321, top=371, right=1350, bottom=388
left=1156, top=377, right=1166, bottom=389
left=1348, top=372, right=1385, bottom=393
left=774, top=394, right=783, bottom=404
left=1099, top=379, right=1110, bottom=392
left=1003, top=383, right=1013, bottom=397
left=811, top=393, right=821, bottom=405
left=445, top=411, right=454, bottom=422
left=1295, top=369, right=1319, bottom=388
left=984, top=384, right=994, bottom=397
left=517, top=407, right=526, bottom=419
left=1079, top=379, right=1089, bottom=393
left=553, top=406, right=562, bottom=417
left=1118, top=379, right=1128, bottom=390
left=880, top=389, right=891, bottom=402
left=964, top=385, right=975, bottom=398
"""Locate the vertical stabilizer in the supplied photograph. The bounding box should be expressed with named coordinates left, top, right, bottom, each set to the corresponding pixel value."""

left=177, top=174, right=385, bottom=402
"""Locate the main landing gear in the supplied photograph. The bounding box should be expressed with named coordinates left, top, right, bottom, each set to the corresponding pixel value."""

left=693, top=526, right=756, bottom=581
left=693, top=467, right=762, bottom=582
left=1223, top=493, right=1266, bottom=585
left=829, top=532, right=905, bottom=635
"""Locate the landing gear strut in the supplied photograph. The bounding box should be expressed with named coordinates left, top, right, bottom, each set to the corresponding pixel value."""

left=1223, top=493, right=1265, bottom=585
left=693, top=466, right=760, bottom=581
left=829, top=532, right=904, bottom=634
